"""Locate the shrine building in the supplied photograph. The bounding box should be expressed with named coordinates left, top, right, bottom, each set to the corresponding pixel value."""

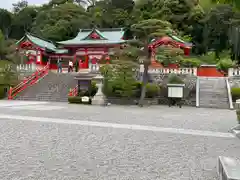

left=16, top=28, right=126, bottom=70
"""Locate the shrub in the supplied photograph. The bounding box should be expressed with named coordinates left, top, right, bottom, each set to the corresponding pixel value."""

left=134, top=82, right=160, bottom=98
left=180, top=57, right=201, bottom=67
left=145, top=83, right=160, bottom=98
left=168, top=73, right=184, bottom=84
left=68, top=96, right=82, bottom=104
left=231, top=87, right=240, bottom=102
left=216, top=58, right=234, bottom=74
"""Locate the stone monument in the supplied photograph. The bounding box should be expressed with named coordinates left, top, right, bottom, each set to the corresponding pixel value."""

left=92, top=74, right=105, bottom=105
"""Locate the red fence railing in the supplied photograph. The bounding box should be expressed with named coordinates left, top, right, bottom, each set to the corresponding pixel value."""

left=68, top=85, right=78, bottom=97
left=8, top=63, right=50, bottom=100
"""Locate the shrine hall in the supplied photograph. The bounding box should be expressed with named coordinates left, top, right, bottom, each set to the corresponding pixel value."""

left=16, top=28, right=127, bottom=70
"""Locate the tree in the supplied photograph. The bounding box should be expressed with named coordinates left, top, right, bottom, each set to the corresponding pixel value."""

left=0, top=9, right=12, bottom=39
left=10, top=6, right=38, bottom=39
left=0, top=30, right=5, bottom=60
left=156, top=45, right=184, bottom=67
left=205, top=4, right=234, bottom=58
left=12, top=0, right=28, bottom=13
left=31, top=2, right=91, bottom=41
left=131, top=19, right=172, bottom=106
left=101, top=61, right=138, bottom=98
left=111, top=0, right=135, bottom=13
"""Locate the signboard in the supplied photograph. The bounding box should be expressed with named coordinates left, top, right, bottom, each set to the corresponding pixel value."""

left=78, top=80, right=91, bottom=90
left=81, top=96, right=90, bottom=102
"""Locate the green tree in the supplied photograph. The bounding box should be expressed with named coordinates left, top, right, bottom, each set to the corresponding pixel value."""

left=10, top=6, right=38, bottom=39
left=31, top=2, right=91, bottom=41
left=12, top=0, right=28, bottom=13
left=131, top=19, right=172, bottom=106
left=0, top=30, right=5, bottom=60
left=205, top=4, right=234, bottom=59
left=0, top=9, right=12, bottom=39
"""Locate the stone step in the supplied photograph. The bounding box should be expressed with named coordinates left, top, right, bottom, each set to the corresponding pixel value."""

left=199, top=78, right=229, bottom=109
left=15, top=72, right=77, bottom=102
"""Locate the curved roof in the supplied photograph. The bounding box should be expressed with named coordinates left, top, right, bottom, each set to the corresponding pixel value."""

left=58, top=28, right=126, bottom=45
left=17, top=33, right=68, bottom=54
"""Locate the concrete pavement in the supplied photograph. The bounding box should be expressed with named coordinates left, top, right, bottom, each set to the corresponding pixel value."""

left=0, top=100, right=239, bottom=179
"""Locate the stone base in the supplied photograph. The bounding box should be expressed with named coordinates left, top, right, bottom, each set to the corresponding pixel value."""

left=91, top=95, right=105, bottom=105
left=230, top=124, right=240, bottom=139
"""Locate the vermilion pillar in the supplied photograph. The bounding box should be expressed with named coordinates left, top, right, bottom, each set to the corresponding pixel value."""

left=184, top=47, right=191, bottom=56
left=84, top=48, right=89, bottom=68
left=36, top=50, right=42, bottom=65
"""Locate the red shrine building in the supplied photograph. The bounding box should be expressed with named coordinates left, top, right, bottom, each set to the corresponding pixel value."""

left=17, top=28, right=126, bottom=70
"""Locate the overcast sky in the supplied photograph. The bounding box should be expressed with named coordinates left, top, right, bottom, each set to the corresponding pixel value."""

left=1, top=0, right=49, bottom=11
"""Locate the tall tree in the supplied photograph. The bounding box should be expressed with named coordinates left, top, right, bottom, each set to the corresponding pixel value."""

left=131, top=19, right=172, bottom=106
left=10, top=6, right=38, bottom=39
left=205, top=4, right=234, bottom=58
left=12, top=0, right=28, bottom=13
left=0, top=9, right=12, bottom=39
left=0, top=30, right=5, bottom=60
left=32, top=2, right=91, bottom=41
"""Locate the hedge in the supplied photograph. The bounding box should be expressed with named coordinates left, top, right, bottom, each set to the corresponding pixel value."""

left=231, top=87, right=240, bottom=102
left=104, top=81, right=160, bottom=98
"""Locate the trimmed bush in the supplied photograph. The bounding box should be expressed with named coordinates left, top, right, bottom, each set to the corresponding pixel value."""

left=231, top=87, right=240, bottom=102
left=68, top=96, right=82, bottom=104
left=168, top=73, right=184, bottom=84
left=145, top=83, right=160, bottom=98
left=180, top=57, right=201, bottom=67
left=216, top=58, right=234, bottom=74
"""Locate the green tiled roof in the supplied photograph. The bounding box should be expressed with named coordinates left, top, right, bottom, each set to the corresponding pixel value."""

left=58, top=40, right=126, bottom=45
left=82, top=28, right=107, bottom=40
left=58, top=28, right=125, bottom=45
left=17, top=33, right=68, bottom=54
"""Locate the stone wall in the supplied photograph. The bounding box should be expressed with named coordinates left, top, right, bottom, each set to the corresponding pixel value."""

left=229, top=77, right=240, bottom=88
left=106, top=73, right=197, bottom=107
left=149, top=74, right=197, bottom=106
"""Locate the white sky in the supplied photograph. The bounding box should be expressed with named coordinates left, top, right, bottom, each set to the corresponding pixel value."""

left=1, top=0, right=49, bottom=11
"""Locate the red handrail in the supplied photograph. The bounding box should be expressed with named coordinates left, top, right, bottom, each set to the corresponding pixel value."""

left=8, top=63, right=50, bottom=100
left=68, top=85, right=78, bottom=97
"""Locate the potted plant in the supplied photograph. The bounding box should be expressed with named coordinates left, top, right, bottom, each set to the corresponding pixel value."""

left=167, top=73, right=185, bottom=108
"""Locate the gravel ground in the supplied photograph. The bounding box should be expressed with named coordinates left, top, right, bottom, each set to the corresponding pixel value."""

left=0, top=100, right=239, bottom=180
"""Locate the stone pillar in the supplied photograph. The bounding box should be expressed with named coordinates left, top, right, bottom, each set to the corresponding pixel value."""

left=91, top=74, right=105, bottom=105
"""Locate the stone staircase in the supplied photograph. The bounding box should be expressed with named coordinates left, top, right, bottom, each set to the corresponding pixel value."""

left=15, top=72, right=76, bottom=102
left=198, top=77, right=230, bottom=109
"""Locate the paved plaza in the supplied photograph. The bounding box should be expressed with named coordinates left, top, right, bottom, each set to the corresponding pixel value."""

left=0, top=100, right=239, bottom=179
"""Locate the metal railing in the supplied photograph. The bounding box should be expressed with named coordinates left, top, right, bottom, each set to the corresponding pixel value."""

left=8, top=63, right=50, bottom=100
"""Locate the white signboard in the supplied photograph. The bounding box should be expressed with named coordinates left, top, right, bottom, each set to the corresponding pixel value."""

left=168, top=87, right=183, bottom=98
left=81, top=96, right=90, bottom=102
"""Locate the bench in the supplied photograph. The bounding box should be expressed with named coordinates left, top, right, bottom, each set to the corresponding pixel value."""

left=218, top=156, right=240, bottom=180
